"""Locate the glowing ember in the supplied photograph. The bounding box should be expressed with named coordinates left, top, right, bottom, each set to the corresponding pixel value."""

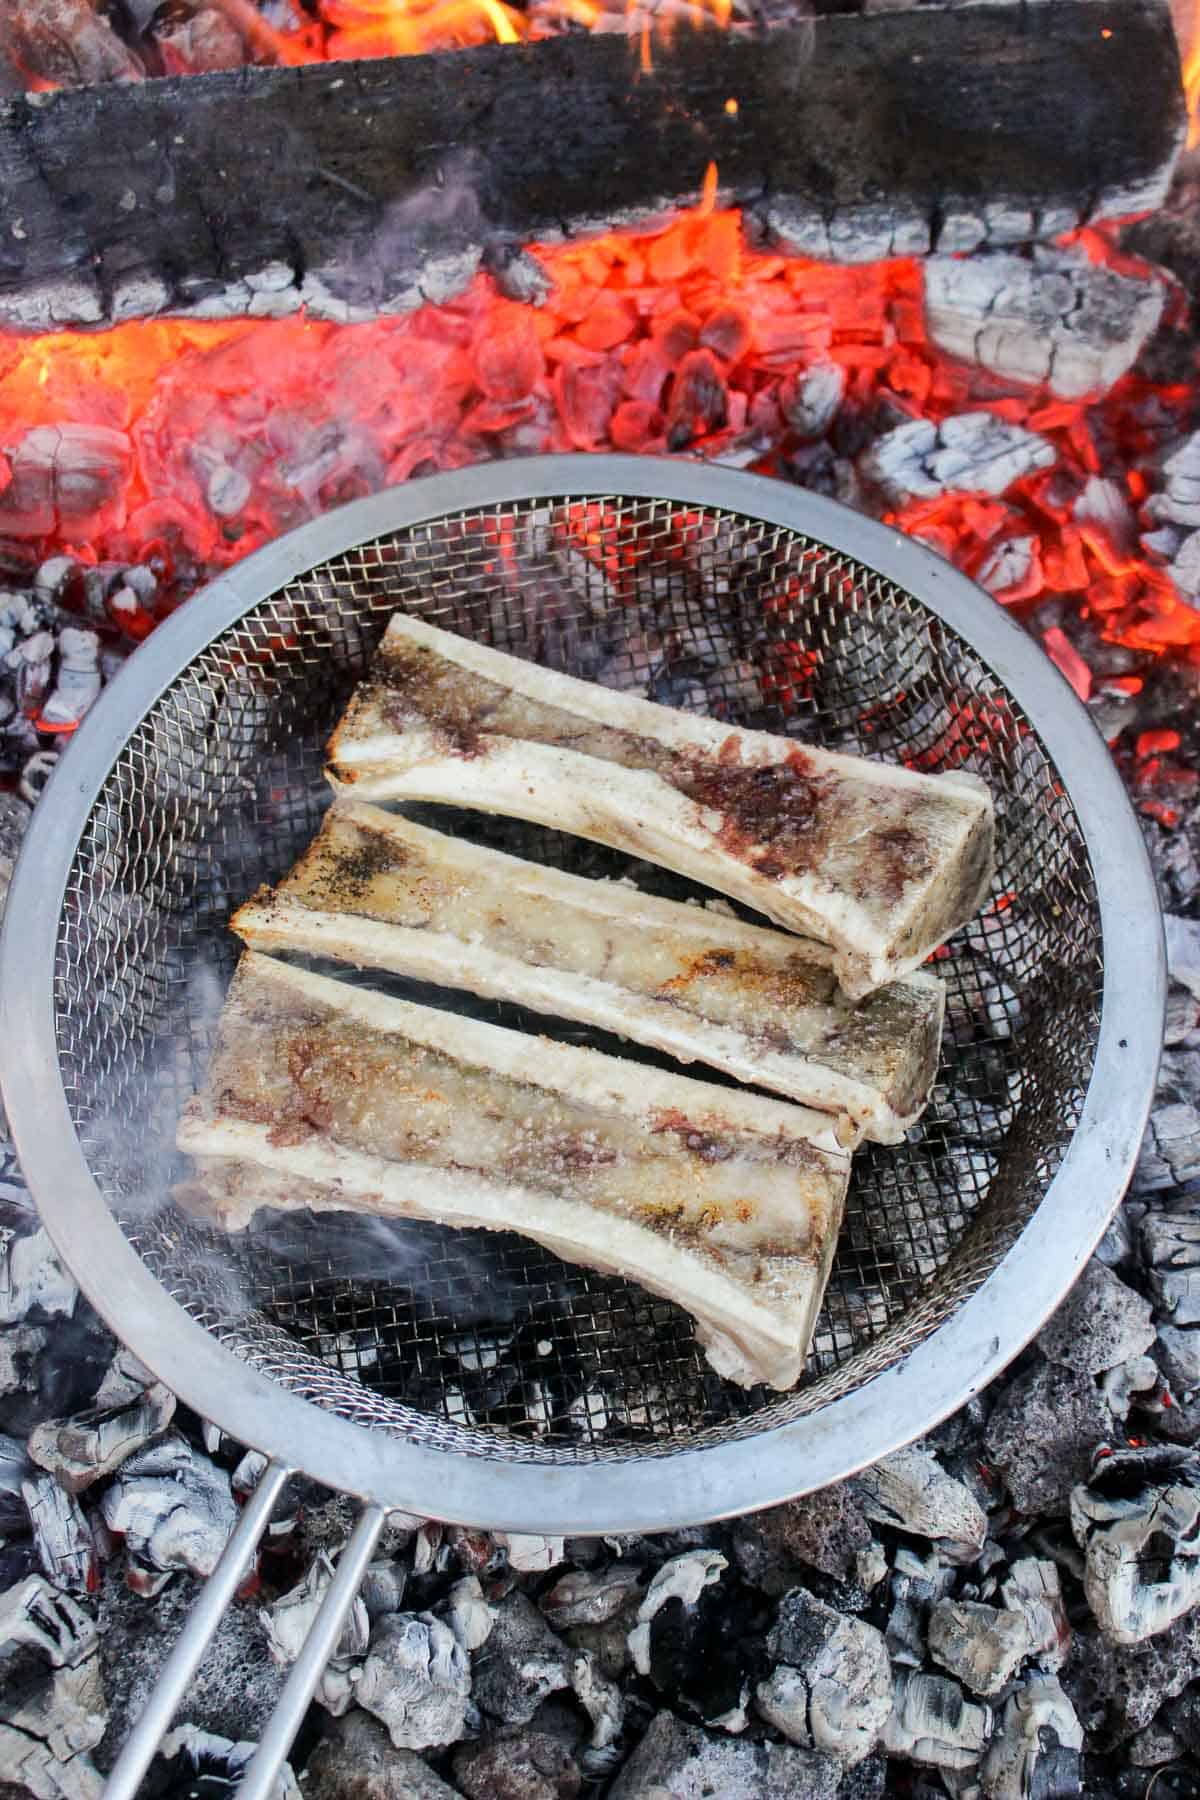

left=2, top=202, right=1196, bottom=682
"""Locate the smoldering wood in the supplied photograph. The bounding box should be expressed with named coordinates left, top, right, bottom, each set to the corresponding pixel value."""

left=0, top=0, right=1186, bottom=330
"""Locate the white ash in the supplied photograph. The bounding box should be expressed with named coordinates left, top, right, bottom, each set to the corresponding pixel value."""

left=755, top=1589, right=892, bottom=1767
left=924, top=246, right=1165, bottom=399
left=854, top=1446, right=987, bottom=1563
left=926, top=1599, right=1031, bottom=1699
left=571, top=1646, right=625, bottom=1771
left=1000, top=1558, right=1071, bottom=1671
left=858, top=412, right=1056, bottom=504
left=26, top=1384, right=175, bottom=1494
left=1102, top=1353, right=1162, bottom=1420
left=0, top=1225, right=77, bottom=1325
left=782, top=363, right=846, bottom=438
left=441, top=1575, right=494, bottom=1653
left=1070, top=1449, right=1200, bottom=1645
left=979, top=1675, right=1082, bottom=1800
left=99, top=1434, right=237, bottom=1594
left=881, top=1670, right=993, bottom=1772
left=541, top=1561, right=644, bottom=1630
left=627, top=1548, right=727, bottom=1675
left=494, top=1530, right=565, bottom=1573
left=353, top=1612, right=472, bottom=1751
left=260, top=1551, right=371, bottom=1715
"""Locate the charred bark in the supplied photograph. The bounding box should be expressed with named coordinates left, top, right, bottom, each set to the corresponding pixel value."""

left=0, top=0, right=1185, bottom=330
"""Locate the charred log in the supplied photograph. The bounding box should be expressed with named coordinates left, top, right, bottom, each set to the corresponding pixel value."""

left=0, top=0, right=1186, bottom=330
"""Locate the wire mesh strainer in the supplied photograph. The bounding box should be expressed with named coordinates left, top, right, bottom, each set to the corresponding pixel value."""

left=0, top=456, right=1161, bottom=1537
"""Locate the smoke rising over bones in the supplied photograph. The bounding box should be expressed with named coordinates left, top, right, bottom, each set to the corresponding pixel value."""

left=4, top=68, right=1200, bottom=1800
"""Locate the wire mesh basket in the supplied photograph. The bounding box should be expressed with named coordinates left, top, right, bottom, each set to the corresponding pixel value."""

left=0, top=456, right=1161, bottom=1531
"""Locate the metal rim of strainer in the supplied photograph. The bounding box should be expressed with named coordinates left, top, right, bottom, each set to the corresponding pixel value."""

left=0, top=454, right=1164, bottom=1533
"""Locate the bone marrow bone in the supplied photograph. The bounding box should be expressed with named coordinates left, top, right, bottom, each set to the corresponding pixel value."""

left=326, top=615, right=994, bottom=999
left=233, top=801, right=945, bottom=1144
left=177, top=954, right=853, bottom=1390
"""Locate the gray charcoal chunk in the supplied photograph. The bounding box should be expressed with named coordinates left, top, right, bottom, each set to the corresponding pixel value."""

left=472, top=1592, right=572, bottom=1725
left=732, top=1486, right=872, bottom=1586
left=927, top=1599, right=1031, bottom=1698
left=757, top=1591, right=891, bottom=1766
left=302, top=1713, right=460, bottom=1800
left=607, top=1711, right=843, bottom=1800
left=453, top=1729, right=581, bottom=1800
left=1036, top=1263, right=1155, bottom=1376
left=983, top=1361, right=1111, bottom=1513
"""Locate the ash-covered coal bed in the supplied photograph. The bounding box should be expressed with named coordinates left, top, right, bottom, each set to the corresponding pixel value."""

left=6, top=8, right=1200, bottom=1797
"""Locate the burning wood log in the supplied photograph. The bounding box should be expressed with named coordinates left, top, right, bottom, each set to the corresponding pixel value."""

left=176, top=953, right=853, bottom=1391
left=326, top=616, right=993, bottom=1001
left=232, top=800, right=946, bottom=1144
left=0, top=0, right=1185, bottom=329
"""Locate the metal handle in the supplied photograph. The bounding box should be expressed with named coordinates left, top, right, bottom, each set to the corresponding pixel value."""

left=235, top=1503, right=387, bottom=1800
left=104, top=1460, right=293, bottom=1800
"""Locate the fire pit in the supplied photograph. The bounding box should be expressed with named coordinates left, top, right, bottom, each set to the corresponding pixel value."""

left=0, top=453, right=1161, bottom=1520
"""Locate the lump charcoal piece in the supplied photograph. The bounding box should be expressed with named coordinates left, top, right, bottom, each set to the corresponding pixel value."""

left=1147, top=431, right=1200, bottom=533
left=756, top=1589, right=892, bottom=1767
left=1135, top=1114, right=1200, bottom=1197
left=732, top=1485, right=873, bottom=1587
left=442, top=1574, right=493, bottom=1652
left=983, top=1360, right=1112, bottom=1514
left=452, top=1730, right=582, bottom=1800
left=853, top=1445, right=987, bottom=1561
left=633, top=1555, right=766, bottom=1731
left=1143, top=1214, right=1200, bottom=1323
left=20, top=1474, right=96, bottom=1595
left=304, top=1712, right=462, bottom=1800
left=858, top=413, right=1055, bottom=505
left=179, top=954, right=852, bottom=1394
left=607, top=1709, right=843, bottom=1800
left=235, top=800, right=946, bottom=1145
left=927, top=1599, right=1032, bottom=1699
left=881, top=1670, right=993, bottom=1771
left=472, top=1592, right=572, bottom=1726
left=1070, top=1446, right=1200, bottom=1645
left=0, top=1226, right=77, bottom=1325
left=924, top=247, right=1165, bottom=400
left=1000, top=1558, right=1072, bottom=1672
left=26, top=1384, right=175, bottom=1494
left=99, top=1435, right=236, bottom=1594
left=1036, top=1262, right=1155, bottom=1376
left=326, top=615, right=994, bottom=1002
left=157, top=1727, right=297, bottom=1800
left=0, top=1639, right=106, bottom=1800
left=979, top=1675, right=1083, bottom=1800
left=353, top=1612, right=471, bottom=1751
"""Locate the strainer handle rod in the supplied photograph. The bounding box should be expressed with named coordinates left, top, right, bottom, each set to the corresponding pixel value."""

left=236, top=1502, right=388, bottom=1800
left=104, top=1459, right=293, bottom=1800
